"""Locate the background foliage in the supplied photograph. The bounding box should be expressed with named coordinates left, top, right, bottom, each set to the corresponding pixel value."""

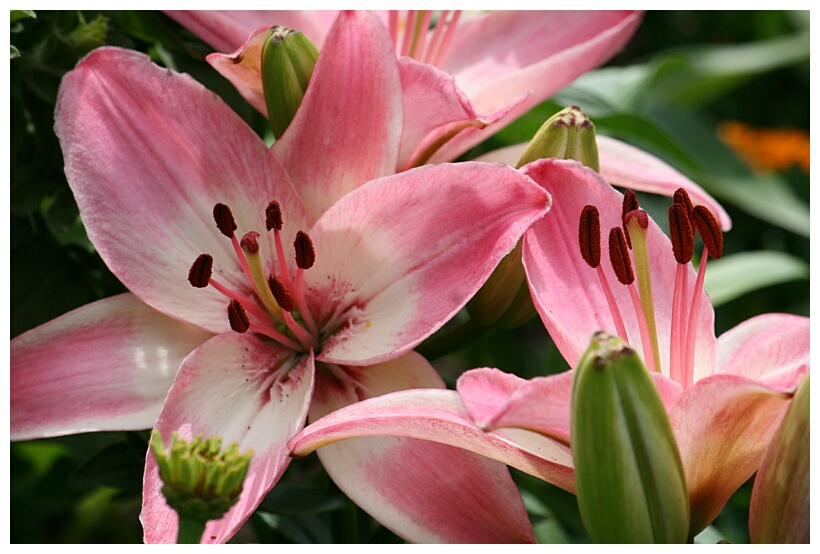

left=10, top=10, right=809, bottom=543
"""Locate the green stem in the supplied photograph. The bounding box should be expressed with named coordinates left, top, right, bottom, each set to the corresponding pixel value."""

left=177, top=516, right=208, bottom=544
left=416, top=317, right=497, bottom=361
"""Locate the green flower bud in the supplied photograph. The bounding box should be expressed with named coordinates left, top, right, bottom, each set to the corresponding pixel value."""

left=571, top=332, right=689, bottom=543
left=261, top=25, right=319, bottom=139
left=150, top=430, right=253, bottom=542
left=749, top=375, right=809, bottom=544
left=517, top=105, right=600, bottom=171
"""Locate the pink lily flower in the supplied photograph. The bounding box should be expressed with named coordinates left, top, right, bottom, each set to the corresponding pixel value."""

left=289, top=159, right=808, bottom=538
left=166, top=10, right=643, bottom=169
left=10, top=12, right=552, bottom=543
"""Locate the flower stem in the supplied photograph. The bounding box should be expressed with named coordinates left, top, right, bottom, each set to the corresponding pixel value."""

left=177, top=517, right=207, bottom=544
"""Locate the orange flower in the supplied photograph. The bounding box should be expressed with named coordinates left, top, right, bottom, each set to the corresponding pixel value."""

left=718, top=121, right=809, bottom=174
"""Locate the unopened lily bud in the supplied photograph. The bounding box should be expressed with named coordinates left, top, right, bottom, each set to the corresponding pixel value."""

left=749, top=375, right=809, bottom=544
left=150, top=430, right=253, bottom=543
left=517, top=105, right=600, bottom=171
left=572, top=332, right=689, bottom=543
left=261, top=25, right=319, bottom=139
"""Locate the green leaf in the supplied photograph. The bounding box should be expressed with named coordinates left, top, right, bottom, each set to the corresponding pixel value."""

left=647, top=31, right=810, bottom=107
left=10, top=10, right=36, bottom=23
left=705, top=251, right=809, bottom=307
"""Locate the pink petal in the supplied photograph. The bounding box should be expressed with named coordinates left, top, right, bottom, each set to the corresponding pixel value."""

left=205, top=26, right=270, bottom=117
left=668, top=375, right=798, bottom=535
left=55, top=47, right=309, bottom=334
left=166, top=10, right=336, bottom=52
left=397, top=57, right=510, bottom=170
left=597, top=136, right=732, bottom=231
left=141, top=333, right=314, bottom=543
left=428, top=11, right=643, bottom=163
left=474, top=136, right=731, bottom=232
left=308, top=162, right=551, bottom=366
left=521, top=159, right=717, bottom=378
left=302, top=352, right=544, bottom=543
left=715, top=313, right=810, bottom=384
left=272, top=10, right=403, bottom=225
left=457, top=368, right=573, bottom=445
left=10, top=293, right=211, bottom=440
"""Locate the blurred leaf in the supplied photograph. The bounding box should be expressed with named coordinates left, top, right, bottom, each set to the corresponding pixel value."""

left=258, top=482, right=347, bottom=516
left=699, top=173, right=809, bottom=237
left=254, top=512, right=332, bottom=543
left=705, top=251, right=809, bottom=307
left=647, top=31, right=810, bottom=107
left=73, top=434, right=147, bottom=493
left=12, top=442, right=70, bottom=476
left=11, top=10, right=36, bottom=23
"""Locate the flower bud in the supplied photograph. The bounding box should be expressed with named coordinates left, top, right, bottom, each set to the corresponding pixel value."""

left=571, top=332, right=689, bottom=543
left=150, top=430, right=253, bottom=542
left=260, top=26, right=319, bottom=139
left=749, top=375, right=809, bottom=544
left=517, top=105, right=600, bottom=171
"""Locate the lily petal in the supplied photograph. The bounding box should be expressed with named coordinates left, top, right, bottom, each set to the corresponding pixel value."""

left=55, top=47, right=310, bottom=335
left=10, top=293, right=211, bottom=440
left=272, top=10, right=403, bottom=225
left=303, top=352, right=540, bottom=543
left=475, top=135, right=730, bottom=230
left=715, top=312, right=810, bottom=384
left=309, top=162, right=550, bottom=366
left=428, top=11, right=643, bottom=163
left=457, top=367, right=573, bottom=444
left=521, top=159, right=717, bottom=377
left=141, top=333, right=314, bottom=543
left=668, top=374, right=798, bottom=535
left=166, top=10, right=336, bottom=53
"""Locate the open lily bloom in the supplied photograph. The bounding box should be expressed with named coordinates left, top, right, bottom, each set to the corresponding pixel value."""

left=167, top=10, right=642, bottom=169
left=10, top=12, right=552, bottom=543
left=290, top=159, right=808, bottom=538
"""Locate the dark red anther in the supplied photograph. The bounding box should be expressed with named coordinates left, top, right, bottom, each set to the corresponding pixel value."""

left=673, top=188, right=694, bottom=219
left=608, top=227, right=634, bottom=285
left=579, top=205, right=601, bottom=268
left=227, top=300, right=250, bottom=333
left=213, top=203, right=237, bottom=238
left=240, top=231, right=261, bottom=254
left=294, top=231, right=315, bottom=269
left=268, top=275, right=295, bottom=312
left=692, top=206, right=724, bottom=259
left=668, top=203, right=694, bottom=264
left=188, top=254, right=213, bottom=288
left=621, top=190, right=639, bottom=249
left=266, top=201, right=283, bottom=232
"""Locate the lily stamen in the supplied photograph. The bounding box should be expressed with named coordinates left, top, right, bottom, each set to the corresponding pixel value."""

left=188, top=253, right=269, bottom=322
left=579, top=205, right=629, bottom=342
left=668, top=197, right=695, bottom=384
left=292, top=231, right=320, bottom=338
left=266, top=201, right=295, bottom=293
left=683, top=205, right=724, bottom=388
left=213, top=203, right=255, bottom=287
left=388, top=10, right=462, bottom=66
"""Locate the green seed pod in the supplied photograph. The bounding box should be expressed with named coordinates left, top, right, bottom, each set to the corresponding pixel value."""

left=571, top=332, right=689, bottom=543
